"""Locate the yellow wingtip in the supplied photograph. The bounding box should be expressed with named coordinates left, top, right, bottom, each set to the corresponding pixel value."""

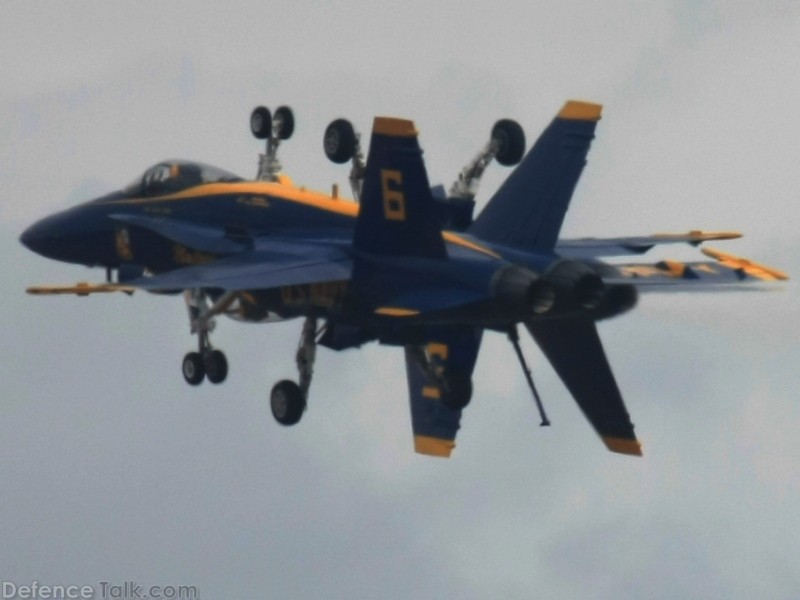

left=603, top=436, right=643, bottom=456
left=26, top=282, right=135, bottom=296
left=373, top=117, right=418, bottom=138
left=702, top=247, right=790, bottom=281
left=414, top=435, right=455, bottom=458
left=558, top=100, right=603, bottom=121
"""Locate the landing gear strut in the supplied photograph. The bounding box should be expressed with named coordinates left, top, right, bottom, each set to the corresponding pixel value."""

left=269, top=316, right=318, bottom=425
left=507, top=325, right=550, bottom=426
left=181, top=289, right=233, bottom=386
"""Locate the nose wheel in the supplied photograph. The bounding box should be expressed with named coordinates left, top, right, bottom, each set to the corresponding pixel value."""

left=181, top=289, right=233, bottom=386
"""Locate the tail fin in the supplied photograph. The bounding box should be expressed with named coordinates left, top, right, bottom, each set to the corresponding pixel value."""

left=469, top=101, right=601, bottom=252
left=405, top=327, right=483, bottom=457
left=525, top=317, right=641, bottom=456
left=353, top=117, right=446, bottom=258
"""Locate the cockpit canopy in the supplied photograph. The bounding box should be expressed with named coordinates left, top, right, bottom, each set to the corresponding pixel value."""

left=124, top=161, right=244, bottom=197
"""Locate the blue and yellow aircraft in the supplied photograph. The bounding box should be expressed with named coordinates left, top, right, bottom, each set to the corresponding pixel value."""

left=20, top=101, right=788, bottom=457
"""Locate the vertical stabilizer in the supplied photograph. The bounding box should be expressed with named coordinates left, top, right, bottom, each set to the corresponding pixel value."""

left=469, top=101, right=601, bottom=252
left=353, top=117, right=446, bottom=258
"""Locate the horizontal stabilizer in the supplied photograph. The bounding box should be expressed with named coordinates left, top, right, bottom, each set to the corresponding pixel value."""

left=526, top=318, right=641, bottom=456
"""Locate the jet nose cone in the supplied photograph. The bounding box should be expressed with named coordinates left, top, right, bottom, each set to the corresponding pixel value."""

left=20, top=221, right=45, bottom=253
left=20, top=215, right=66, bottom=259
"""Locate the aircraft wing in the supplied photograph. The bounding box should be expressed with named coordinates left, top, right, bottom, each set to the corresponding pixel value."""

left=600, top=247, right=789, bottom=290
left=131, top=237, right=352, bottom=292
left=556, top=231, right=741, bottom=258
left=526, top=318, right=641, bottom=456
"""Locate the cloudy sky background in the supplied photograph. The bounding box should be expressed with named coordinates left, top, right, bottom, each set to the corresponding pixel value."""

left=2, top=1, right=799, bottom=598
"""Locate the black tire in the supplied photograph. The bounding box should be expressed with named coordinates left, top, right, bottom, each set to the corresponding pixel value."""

left=440, top=372, right=473, bottom=410
left=270, top=380, right=306, bottom=426
left=250, top=106, right=272, bottom=139
left=492, top=119, right=526, bottom=166
left=182, top=352, right=205, bottom=386
left=323, top=119, right=356, bottom=164
left=274, top=105, right=295, bottom=140
left=204, top=349, right=228, bottom=384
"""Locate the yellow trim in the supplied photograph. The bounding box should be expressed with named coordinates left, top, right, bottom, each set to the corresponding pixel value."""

left=373, top=117, right=418, bottom=138
left=442, top=232, right=500, bottom=258
left=653, top=230, right=742, bottom=242
left=658, top=260, right=687, bottom=278
left=374, top=307, right=420, bottom=317
left=427, top=342, right=449, bottom=360
left=27, top=282, right=135, bottom=296
left=702, top=247, right=789, bottom=281
left=414, top=435, right=455, bottom=458
left=102, top=181, right=361, bottom=218
left=101, top=181, right=501, bottom=258
left=602, top=436, right=643, bottom=456
left=422, top=386, right=441, bottom=399
left=103, top=182, right=504, bottom=259
left=558, top=100, right=603, bottom=122
left=381, top=169, right=407, bottom=221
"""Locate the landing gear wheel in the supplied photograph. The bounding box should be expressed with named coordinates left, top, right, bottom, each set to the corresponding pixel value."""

left=323, top=119, right=356, bottom=163
left=250, top=106, right=272, bottom=139
left=441, top=372, right=473, bottom=410
left=204, top=349, right=228, bottom=384
left=492, top=119, right=526, bottom=166
left=274, top=105, right=295, bottom=140
left=182, top=352, right=205, bottom=386
left=270, top=380, right=306, bottom=426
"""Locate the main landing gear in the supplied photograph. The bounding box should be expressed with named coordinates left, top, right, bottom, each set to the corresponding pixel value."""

left=181, top=289, right=234, bottom=386
left=269, top=316, right=318, bottom=426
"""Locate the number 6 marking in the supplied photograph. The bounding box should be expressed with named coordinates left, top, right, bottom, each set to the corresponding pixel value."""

left=381, top=169, right=406, bottom=221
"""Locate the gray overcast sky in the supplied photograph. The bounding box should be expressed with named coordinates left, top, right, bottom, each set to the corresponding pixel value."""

left=2, top=1, right=799, bottom=598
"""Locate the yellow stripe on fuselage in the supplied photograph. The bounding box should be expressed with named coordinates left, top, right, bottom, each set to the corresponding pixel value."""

left=102, top=181, right=501, bottom=258
left=101, top=181, right=360, bottom=218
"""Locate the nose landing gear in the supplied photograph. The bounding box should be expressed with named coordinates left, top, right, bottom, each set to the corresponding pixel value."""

left=181, top=289, right=233, bottom=386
